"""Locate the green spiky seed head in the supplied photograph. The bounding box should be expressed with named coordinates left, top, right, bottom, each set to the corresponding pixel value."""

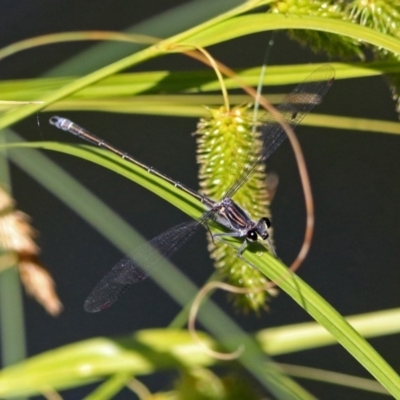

left=347, top=0, right=400, bottom=36
left=270, top=0, right=365, bottom=60
left=345, top=1, right=400, bottom=114
left=195, top=105, right=275, bottom=313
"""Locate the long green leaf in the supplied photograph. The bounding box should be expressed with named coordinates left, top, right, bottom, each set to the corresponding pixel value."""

left=4, top=140, right=400, bottom=397
left=0, top=1, right=270, bottom=129
left=0, top=329, right=296, bottom=398
left=8, top=141, right=204, bottom=220
left=1, top=306, right=399, bottom=398
left=258, top=308, right=400, bottom=356
left=244, top=251, right=400, bottom=397
left=1, top=135, right=314, bottom=400
left=2, top=61, right=400, bottom=101
left=3, top=5, right=400, bottom=129
left=185, top=14, right=400, bottom=55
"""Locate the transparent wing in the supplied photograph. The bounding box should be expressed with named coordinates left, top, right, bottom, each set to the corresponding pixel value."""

left=224, top=65, right=334, bottom=199
left=84, top=221, right=199, bottom=312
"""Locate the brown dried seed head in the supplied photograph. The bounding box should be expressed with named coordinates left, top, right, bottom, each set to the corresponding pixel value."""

left=19, top=258, right=63, bottom=316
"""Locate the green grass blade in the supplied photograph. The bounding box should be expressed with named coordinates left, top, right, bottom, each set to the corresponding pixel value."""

left=2, top=61, right=399, bottom=101
left=242, top=251, right=400, bottom=397
left=0, top=337, right=164, bottom=397
left=303, top=114, right=400, bottom=136
left=186, top=14, right=400, bottom=55
left=1, top=134, right=315, bottom=400
left=0, top=268, right=26, bottom=366
left=46, top=0, right=245, bottom=77
left=1, top=9, right=399, bottom=128
left=84, top=373, right=133, bottom=400
left=258, top=308, right=400, bottom=356
left=0, top=134, right=28, bottom=400
left=49, top=105, right=400, bottom=136
left=6, top=141, right=204, bottom=219
left=0, top=61, right=398, bottom=136
left=0, top=329, right=313, bottom=399
left=0, top=309, right=398, bottom=399
left=0, top=1, right=270, bottom=129
left=3, top=138, right=400, bottom=396
left=278, top=364, right=389, bottom=395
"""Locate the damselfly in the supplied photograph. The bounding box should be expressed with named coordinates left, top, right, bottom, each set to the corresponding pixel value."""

left=50, top=65, right=334, bottom=312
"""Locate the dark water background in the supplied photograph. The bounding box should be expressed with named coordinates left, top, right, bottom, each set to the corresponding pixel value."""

left=0, top=1, right=399, bottom=399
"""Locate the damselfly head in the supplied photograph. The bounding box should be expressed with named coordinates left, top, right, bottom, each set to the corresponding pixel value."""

left=246, top=218, right=271, bottom=242
left=252, top=217, right=271, bottom=241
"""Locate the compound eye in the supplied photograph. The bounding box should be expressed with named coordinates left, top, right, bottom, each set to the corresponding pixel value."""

left=247, top=230, right=258, bottom=241
left=262, top=217, right=271, bottom=228
left=261, top=232, right=269, bottom=240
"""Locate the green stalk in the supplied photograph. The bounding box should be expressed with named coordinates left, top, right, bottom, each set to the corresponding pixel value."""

left=0, top=134, right=27, bottom=400
left=0, top=1, right=272, bottom=130
left=2, top=131, right=314, bottom=400
left=4, top=135, right=400, bottom=396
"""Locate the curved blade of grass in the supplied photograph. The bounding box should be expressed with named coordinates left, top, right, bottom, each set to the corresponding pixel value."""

left=185, top=14, right=400, bottom=55
left=241, top=251, right=400, bottom=397
left=42, top=97, right=229, bottom=118
left=1, top=134, right=315, bottom=400
left=0, top=328, right=311, bottom=399
left=303, top=114, right=400, bottom=136
left=49, top=104, right=400, bottom=135
left=0, top=308, right=398, bottom=399
left=222, top=61, right=400, bottom=87
left=180, top=61, right=400, bottom=92
left=0, top=2, right=247, bottom=77
left=5, top=5, right=399, bottom=129
left=0, top=32, right=157, bottom=64
left=258, top=308, right=400, bottom=356
left=0, top=1, right=272, bottom=129
left=46, top=0, right=249, bottom=77
left=0, top=336, right=189, bottom=397
left=2, top=9, right=399, bottom=129
left=4, top=139, right=400, bottom=396
left=5, top=141, right=205, bottom=220
left=278, top=364, right=389, bottom=395
left=1, top=61, right=400, bottom=101
left=84, top=373, right=136, bottom=400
